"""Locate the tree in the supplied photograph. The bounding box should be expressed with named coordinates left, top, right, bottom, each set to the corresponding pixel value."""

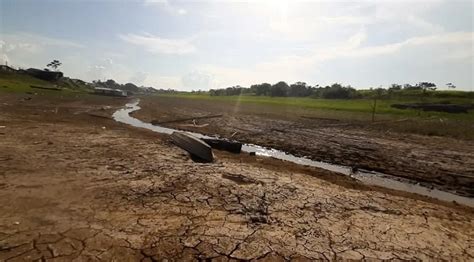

left=123, top=83, right=140, bottom=93
left=403, top=83, right=420, bottom=90
left=388, top=84, right=402, bottom=91
left=251, top=83, right=272, bottom=96
left=387, top=84, right=401, bottom=98
left=46, top=60, right=62, bottom=71
left=270, top=81, right=289, bottom=97
left=321, top=83, right=356, bottom=99
left=446, top=83, right=456, bottom=89
left=417, top=82, right=437, bottom=95
left=417, top=82, right=436, bottom=89
left=370, top=87, right=385, bottom=122
left=289, top=82, right=312, bottom=97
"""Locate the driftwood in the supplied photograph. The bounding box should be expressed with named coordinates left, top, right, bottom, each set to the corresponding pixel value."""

left=201, top=138, right=242, bottom=154
left=30, top=85, right=62, bottom=91
left=171, top=132, right=213, bottom=162
left=152, top=114, right=223, bottom=125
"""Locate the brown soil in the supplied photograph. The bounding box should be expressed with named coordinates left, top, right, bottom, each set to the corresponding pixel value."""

left=1, top=93, right=473, bottom=261
left=134, top=96, right=474, bottom=197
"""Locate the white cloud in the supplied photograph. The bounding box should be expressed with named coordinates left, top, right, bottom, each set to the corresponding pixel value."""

left=119, top=33, right=196, bottom=55
left=0, top=33, right=83, bottom=57
left=144, top=0, right=188, bottom=16
left=129, top=71, right=148, bottom=85
left=87, top=65, right=107, bottom=81
left=197, top=31, right=473, bottom=88
left=342, top=32, right=473, bottom=58
left=143, top=0, right=167, bottom=4
left=144, top=75, right=182, bottom=89
left=1, top=33, right=84, bottom=49
left=181, top=70, right=214, bottom=90
left=104, top=58, right=114, bottom=65
left=1, top=54, right=9, bottom=65
left=0, top=32, right=84, bottom=69
left=242, top=0, right=445, bottom=42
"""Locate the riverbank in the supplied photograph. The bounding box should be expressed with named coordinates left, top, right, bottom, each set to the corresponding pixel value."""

left=133, top=95, right=474, bottom=197
left=1, top=92, right=473, bottom=260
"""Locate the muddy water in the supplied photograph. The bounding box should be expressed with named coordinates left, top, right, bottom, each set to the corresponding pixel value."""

left=113, top=100, right=474, bottom=208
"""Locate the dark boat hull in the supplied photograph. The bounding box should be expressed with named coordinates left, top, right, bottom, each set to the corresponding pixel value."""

left=170, top=132, right=213, bottom=162
left=201, top=138, right=242, bottom=153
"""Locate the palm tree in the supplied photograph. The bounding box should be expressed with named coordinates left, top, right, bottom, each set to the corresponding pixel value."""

left=46, top=60, right=62, bottom=71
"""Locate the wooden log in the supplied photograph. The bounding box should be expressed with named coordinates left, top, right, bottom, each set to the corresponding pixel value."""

left=171, top=132, right=213, bottom=162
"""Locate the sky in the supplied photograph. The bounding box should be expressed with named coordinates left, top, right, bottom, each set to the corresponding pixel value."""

left=0, top=0, right=472, bottom=91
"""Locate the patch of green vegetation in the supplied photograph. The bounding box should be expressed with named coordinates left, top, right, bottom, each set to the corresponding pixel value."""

left=0, top=71, right=91, bottom=96
left=0, top=71, right=52, bottom=92
left=152, top=93, right=474, bottom=139
left=161, top=93, right=474, bottom=121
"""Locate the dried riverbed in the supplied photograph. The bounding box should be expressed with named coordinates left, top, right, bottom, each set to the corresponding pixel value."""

left=117, top=100, right=474, bottom=207
left=133, top=96, right=474, bottom=197
left=1, top=93, right=473, bottom=261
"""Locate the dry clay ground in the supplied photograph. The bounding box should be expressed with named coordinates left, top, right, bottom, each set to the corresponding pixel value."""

left=0, top=93, right=473, bottom=261
left=134, top=96, right=474, bottom=197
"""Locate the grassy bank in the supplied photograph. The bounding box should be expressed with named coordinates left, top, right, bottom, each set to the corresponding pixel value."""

left=160, top=93, right=474, bottom=121
left=0, top=71, right=91, bottom=95
left=148, top=93, right=473, bottom=139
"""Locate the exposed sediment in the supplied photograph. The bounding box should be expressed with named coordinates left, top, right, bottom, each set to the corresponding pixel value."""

left=0, top=94, right=473, bottom=261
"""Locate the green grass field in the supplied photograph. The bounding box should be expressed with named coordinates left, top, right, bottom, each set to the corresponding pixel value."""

left=0, top=71, right=91, bottom=96
left=155, top=93, right=474, bottom=139
left=161, top=93, right=474, bottom=121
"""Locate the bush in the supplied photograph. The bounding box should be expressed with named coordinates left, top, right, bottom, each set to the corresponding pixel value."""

left=320, top=83, right=357, bottom=99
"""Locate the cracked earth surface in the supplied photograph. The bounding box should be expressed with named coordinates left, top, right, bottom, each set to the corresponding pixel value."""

left=133, top=96, right=474, bottom=197
left=0, top=94, right=473, bottom=261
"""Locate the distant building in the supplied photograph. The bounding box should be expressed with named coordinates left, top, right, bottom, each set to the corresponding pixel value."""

left=0, top=65, right=16, bottom=72
left=26, top=68, right=63, bottom=81
left=93, top=87, right=127, bottom=97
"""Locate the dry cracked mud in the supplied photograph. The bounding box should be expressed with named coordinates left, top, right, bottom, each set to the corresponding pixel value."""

left=0, top=93, right=473, bottom=261
left=134, top=96, right=474, bottom=197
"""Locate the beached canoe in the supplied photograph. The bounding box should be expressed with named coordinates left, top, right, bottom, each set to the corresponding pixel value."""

left=170, top=132, right=214, bottom=162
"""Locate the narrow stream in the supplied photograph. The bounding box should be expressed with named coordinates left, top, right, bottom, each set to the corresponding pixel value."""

left=113, top=100, right=474, bottom=208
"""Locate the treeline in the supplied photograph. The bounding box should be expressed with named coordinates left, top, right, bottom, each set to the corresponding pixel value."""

left=93, top=79, right=176, bottom=95
left=209, top=81, right=470, bottom=99
left=210, top=82, right=357, bottom=98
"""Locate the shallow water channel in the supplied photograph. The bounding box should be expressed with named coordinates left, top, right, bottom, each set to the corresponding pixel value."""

left=113, top=100, right=474, bottom=208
